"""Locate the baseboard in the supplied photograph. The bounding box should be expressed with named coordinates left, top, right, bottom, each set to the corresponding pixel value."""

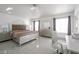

left=0, top=39, right=11, bottom=43
left=40, top=35, right=52, bottom=38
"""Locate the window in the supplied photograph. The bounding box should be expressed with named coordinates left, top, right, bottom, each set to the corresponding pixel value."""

left=32, top=21, right=39, bottom=31
left=35, top=21, right=39, bottom=31
left=56, top=17, right=68, bottom=33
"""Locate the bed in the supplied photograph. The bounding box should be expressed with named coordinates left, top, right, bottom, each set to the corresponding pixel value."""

left=11, top=24, right=39, bottom=46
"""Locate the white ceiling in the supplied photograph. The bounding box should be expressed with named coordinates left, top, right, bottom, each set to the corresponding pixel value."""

left=0, top=4, right=76, bottom=19
left=38, top=4, right=75, bottom=17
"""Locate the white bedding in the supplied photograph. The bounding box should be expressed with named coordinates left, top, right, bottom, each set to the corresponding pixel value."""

left=12, top=30, right=39, bottom=46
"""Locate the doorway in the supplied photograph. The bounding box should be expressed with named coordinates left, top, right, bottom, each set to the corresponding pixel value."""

left=32, top=20, right=40, bottom=32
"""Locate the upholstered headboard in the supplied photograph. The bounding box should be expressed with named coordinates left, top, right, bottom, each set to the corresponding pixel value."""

left=12, top=24, right=26, bottom=31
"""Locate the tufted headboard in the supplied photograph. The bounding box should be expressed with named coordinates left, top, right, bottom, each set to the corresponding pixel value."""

left=12, top=24, right=26, bottom=31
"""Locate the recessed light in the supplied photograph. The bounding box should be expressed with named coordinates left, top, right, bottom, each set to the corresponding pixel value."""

left=6, top=7, right=13, bottom=11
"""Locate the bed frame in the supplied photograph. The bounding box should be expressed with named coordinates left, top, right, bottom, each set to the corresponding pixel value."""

left=12, top=24, right=39, bottom=46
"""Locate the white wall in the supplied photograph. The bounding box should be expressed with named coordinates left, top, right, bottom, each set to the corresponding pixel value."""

left=0, top=13, right=21, bottom=25
left=74, top=5, right=79, bottom=33
left=0, top=13, right=31, bottom=32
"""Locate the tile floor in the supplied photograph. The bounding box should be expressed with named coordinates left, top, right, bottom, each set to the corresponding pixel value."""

left=0, top=37, right=57, bottom=54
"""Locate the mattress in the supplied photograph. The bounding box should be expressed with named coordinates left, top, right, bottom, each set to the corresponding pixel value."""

left=12, top=30, right=38, bottom=38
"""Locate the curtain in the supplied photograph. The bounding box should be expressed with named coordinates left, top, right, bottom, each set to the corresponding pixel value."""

left=68, top=16, right=71, bottom=35
left=53, top=18, right=56, bottom=31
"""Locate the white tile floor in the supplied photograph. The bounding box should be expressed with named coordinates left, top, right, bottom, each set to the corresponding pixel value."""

left=0, top=37, right=56, bottom=54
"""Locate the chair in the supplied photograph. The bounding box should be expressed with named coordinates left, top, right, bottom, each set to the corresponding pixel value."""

left=52, top=31, right=67, bottom=54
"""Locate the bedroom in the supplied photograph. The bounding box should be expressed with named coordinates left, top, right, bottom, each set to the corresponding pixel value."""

left=0, top=4, right=79, bottom=54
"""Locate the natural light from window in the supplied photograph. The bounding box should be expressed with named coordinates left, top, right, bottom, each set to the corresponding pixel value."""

left=56, top=17, right=68, bottom=33
left=35, top=21, right=39, bottom=31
